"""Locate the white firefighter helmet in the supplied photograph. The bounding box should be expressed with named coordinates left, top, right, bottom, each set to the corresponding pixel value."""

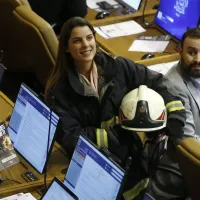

left=119, top=85, right=167, bottom=132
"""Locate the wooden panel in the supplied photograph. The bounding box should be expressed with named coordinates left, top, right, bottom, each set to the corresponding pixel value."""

left=0, top=91, right=14, bottom=122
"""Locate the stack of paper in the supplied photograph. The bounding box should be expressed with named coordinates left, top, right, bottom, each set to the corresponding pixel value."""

left=147, top=60, right=179, bottom=75
left=0, top=193, right=37, bottom=200
left=129, top=35, right=171, bottom=53
left=94, top=21, right=146, bottom=39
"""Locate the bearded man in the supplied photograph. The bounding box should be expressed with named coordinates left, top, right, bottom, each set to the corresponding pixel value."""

left=166, top=27, right=200, bottom=141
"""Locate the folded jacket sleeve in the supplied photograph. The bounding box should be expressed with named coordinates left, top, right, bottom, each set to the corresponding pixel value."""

left=53, top=103, right=120, bottom=156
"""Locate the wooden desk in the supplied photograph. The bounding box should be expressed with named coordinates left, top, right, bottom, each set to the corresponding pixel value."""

left=90, top=10, right=179, bottom=65
left=0, top=92, right=69, bottom=198
left=85, top=0, right=160, bottom=20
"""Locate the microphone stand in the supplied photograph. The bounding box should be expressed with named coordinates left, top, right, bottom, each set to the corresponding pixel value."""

left=0, top=50, right=3, bottom=63
left=44, top=95, right=54, bottom=190
left=139, top=0, right=152, bottom=27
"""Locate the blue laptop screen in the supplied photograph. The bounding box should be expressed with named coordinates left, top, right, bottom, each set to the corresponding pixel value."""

left=7, top=84, right=59, bottom=173
left=154, top=0, right=200, bottom=40
left=64, top=136, right=125, bottom=200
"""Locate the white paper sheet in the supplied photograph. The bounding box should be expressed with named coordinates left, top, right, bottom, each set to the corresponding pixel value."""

left=87, top=0, right=118, bottom=9
left=129, top=40, right=170, bottom=52
left=0, top=193, right=37, bottom=200
left=148, top=60, right=179, bottom=75
left=0, top=193, right=24, bottom=200
left=94, top=21, right=146, bottom=39
left=24, top=193, right=37, bottom=200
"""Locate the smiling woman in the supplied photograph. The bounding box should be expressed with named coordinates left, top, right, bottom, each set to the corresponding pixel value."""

left=44, top=17, right=187, bottom=199
left=45, top=16, right=186, bottom=157
left=67, top=26, right=97, bottom=80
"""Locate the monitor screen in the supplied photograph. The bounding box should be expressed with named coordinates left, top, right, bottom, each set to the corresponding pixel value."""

left=64, top=136, right=125, bottom=200
left=7, top=84, right=59, bottom=173
left=154, top=0, right=200, bottom=40
left=116, top=0, right=142, bottom=12
left=42, top=178, right=78, bottom=200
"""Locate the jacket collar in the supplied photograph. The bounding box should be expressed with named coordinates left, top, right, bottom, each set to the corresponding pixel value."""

left=176, top=62, right=200, bottom=110
left=67, top=52, right=117, bottom=96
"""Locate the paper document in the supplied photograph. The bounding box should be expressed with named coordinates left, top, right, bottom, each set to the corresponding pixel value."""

left=129, top=35, right=171, bottom=52
left=0, top=193, right=37, bottom=200
left=87, top=0, right=118, bottom=9
left=94, top=20, right=146, bottom=39
left=148, top=60, right=178, bottom=75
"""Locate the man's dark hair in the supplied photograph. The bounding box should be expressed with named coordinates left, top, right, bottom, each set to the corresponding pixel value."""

left=181, top=28, right=200, bottom=47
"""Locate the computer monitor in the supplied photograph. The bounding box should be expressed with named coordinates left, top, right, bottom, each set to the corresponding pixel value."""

left=41, top=177, right=79, bottom=200
left=64, top=135, right=126, bottom=200
left=154, top=0, right=200, bottom=40
left=116, top=0, right=142, bottom=13
left=7, top=83, right=59, bottom=173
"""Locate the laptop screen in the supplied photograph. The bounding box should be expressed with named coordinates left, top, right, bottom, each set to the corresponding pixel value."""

left=7, top=84, right=59, bottom=173
left=42, top=177, right=78, bottom=200
left=64, top=136, right=125, bottom=200
left=116, top=0, right=142, bottom=12
left=154, top=0, right=200, bottom=40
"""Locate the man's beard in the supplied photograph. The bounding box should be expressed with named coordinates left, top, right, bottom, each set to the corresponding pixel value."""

left=181, top=58, right=200, bottom=78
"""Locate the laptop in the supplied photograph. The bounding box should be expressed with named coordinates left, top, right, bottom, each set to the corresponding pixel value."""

left=116, top=0, right=142, bottom=13
left=64, top=135, right=126, bottom=200
left=7, top=83, right=60, bottom=174
left=41, top=177, right=79, bottom=200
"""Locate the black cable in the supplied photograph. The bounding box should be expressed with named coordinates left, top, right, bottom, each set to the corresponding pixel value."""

left=141, top=0, right=152, bottom=27
left=0, top=50, right=3, bottom=63
left=148, top=136, right=166, bottom=175
left=44, top=97, right=54, bottom=190
left=142, top=0, right=147, bottom=22
left=44, top=94, right=55, bottom=190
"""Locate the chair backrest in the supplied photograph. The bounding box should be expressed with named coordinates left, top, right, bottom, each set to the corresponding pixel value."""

left=2, top=5, right=58, bottom=86
left=176, top=137, right=200, bottom=200
left=18, top=0, right=31, bottom=9
left=0, top=0, right=31, bottom=50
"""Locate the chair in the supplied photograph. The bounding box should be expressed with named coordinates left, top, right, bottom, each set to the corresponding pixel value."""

left=176, top=137, right=200, bottom=200
left=0, top=4, right=58, bottom=86
left=0, top=0, right=31, bottom=50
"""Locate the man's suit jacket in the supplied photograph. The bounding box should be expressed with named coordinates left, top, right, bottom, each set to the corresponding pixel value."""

left=166, top=63, right=200, bottom=139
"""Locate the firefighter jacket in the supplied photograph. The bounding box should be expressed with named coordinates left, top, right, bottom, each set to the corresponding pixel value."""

left=47, top=52, right=186, bottom=157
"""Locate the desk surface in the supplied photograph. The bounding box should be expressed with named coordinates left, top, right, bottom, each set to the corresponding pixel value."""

left=85, top=0, right=160, bottom=20
left=90, top=11, right=179, bottom=64
left=0, top=92, right=69, bottom=198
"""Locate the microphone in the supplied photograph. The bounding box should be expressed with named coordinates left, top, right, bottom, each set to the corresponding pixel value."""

left=0, top=50, right=3, bottom=63
left=44, top=94, right=55, bottom=190
left=139, top=0, right=152, bottom=27
left=124, top=156, right=132, bottom=173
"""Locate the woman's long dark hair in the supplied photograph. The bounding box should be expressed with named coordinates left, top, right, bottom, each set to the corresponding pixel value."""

left=45, top=17, right=96, bottom=98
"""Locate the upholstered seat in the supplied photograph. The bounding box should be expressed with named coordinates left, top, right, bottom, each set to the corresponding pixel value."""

left=0, top=0, right=31, bottom=50
left=176, top=137, right=200, bottom=200
left=0, top=3, right=58, bottom=86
